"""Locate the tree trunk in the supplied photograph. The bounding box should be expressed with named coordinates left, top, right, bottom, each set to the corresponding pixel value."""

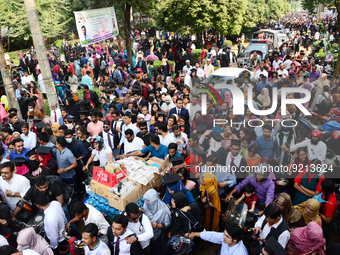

left=24, top=0, right=58, bottom=113
left=123, top=3, right=133, bottom=66
left=334, top=2, right=340, bottom=77
left=0, top=40, right=22, bottom=119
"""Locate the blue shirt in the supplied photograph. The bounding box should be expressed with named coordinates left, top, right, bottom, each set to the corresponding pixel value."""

left=200, top=231, right=248, bottom=255
left=141, top=144, right=169, bottom=159
left=80, top=57, right=88, bottom=68
left=169, top=152, right=182, bottom=161
left=257, top=81, right=272, bottom=92
left=9, top=148, right=30, bottom=161
left=116, top=87, right=128, bottom=97
left=254, top=135, right=280, bottom=161
left=66, top=139, right=88, bottom=160
left=54, top=147, right=76, bottom=179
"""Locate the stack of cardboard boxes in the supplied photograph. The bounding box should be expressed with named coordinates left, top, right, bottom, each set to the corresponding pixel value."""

left=91, top=157, right=168, bottom=211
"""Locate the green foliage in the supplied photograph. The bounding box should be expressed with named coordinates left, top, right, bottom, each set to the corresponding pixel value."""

left=224, top=40, right=233, bottom=46
left=243, top=0, right=267, bottom=28
left=283, top=1, right=291, bottom=14
left=265, top=0, right=284, bottom=20
left=154, top=0, right=246, bottom=36
left=154, top=60, right=175, bottom=69
left=0, top=0, right=72, bottom=40
left=313, top=40, right=321, bottom=48
left=193, top=49, right=202, bottom=62
left=315, top=52, right=326, bottom=60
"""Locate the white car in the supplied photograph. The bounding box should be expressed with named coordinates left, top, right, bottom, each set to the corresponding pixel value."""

left=203, top=67, right=254, bottom=85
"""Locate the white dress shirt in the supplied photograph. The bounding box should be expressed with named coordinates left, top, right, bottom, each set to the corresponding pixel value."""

left=0, top=235, right=9, bottom=246
left=200, top=230, right=248, bottom=255
left=84, top=239, right=110, bottom=255
left=102, top=130, right=116, bottom=150
left=124, top=137, right=145, bottom=154
left=21, top=131, right=37, bottom=149
left=171, top=132, right=188, bottom=154
left=254, top=215, right=290, bottom=249
left=0, top=174, right=30, bottom=211
left=119, top=123, right=140, bottom=146
left=50, top=109, right=62, bottom=124
left=21, top=75, right=35, bottom=87
left=111, top=228, right=136, bottom=255
left=159, top=133, right=176, bottom=147
left=38, top=74, right=46, bottom=94
left=23, top=250, right=40, bottom=255
left=44, top=201, right=67, bottom=249
left=255, top=70, right=268, bottom=80
left=84, top=204, right=110, bottom=243
left=127, top=213, right=154, bottom=249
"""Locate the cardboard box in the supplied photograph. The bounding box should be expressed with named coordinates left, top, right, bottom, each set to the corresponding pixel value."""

left=141, top=173, right=162, bottom=193
left=146, top=157, right=165, bottom=167
left=93, top=167, right=127, bottom=187
left=105, top=163, right=122, bottom=174
left=91, top=180, right=111, bottom=199
left=108, top=182, right=143, bottom=211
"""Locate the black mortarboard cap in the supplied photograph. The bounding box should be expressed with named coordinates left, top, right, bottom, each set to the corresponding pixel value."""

left=193, top=148, right=206, bottom=158
left=25, top=148, right=36, bottom=157
left=34, top=121, right=47, bottom=129
left=103, top=88, right=112, bottom=93
left=130, top=73, right=136, bottom=78
left=11, top=157, right=26, bottom=166
left=211, top=132, right=225, bottom=142
left=137, top=121, right=147, bottom=127
left=157, top=111, right=167, bottom=117
left=36, top=146, right=53, bottom=155
left=195, top=124, right=207, bottom=134
left=170, top=156, right=184, bottom=166
left=231, top=139, right=241, bottom=147
left=33, top=118, right=42, bottom=123
left=163, top=174, right=181, bottom=187
left=264, top=237, right=287, bottom=255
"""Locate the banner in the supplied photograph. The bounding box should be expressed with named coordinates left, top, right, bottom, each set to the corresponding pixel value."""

left=74, top=7, right=119, bottom=46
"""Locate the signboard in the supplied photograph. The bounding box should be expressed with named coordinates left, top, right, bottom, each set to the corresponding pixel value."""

left=74, top=7, right=119, bottom=46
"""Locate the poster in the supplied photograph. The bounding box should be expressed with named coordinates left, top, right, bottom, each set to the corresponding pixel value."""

left=74, top=7, right=119, bottom=46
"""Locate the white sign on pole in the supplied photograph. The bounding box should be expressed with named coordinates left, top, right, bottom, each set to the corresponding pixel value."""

left=74, top=7, right=119, bottom=46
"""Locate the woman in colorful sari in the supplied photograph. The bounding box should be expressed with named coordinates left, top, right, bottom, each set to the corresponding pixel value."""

left=29, top=81, right=45, bottom=115
left=53, top=73, right=65, bottom=100
left=199, top=172, right=221, bottom=250
left=295, top=199, right=322, bottom=227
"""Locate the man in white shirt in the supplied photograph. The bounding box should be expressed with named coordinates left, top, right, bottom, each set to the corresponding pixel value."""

left=255, top=65, right=268, bottom=80
left=50, top=102, right=62, bottom=124
left=37, top=73, right=46, bottom=94
left=283, top=56, right=292, bottom=70
left=0, top=162, right=30, bottom=211
left=272, top=54, right=283, bottom=71
left=206, top=59, right=214, bottom=77
left=182, top=60, right=192, bottom=76
left=171, top=125, right=188, bottom=154
left=82, top=223, right=111, bottom=255
left=187, top=223, right=248, bottom=255
left=88, top=53, right=94, bottom=69
left=21, top=123, right=37, bottom=149
left=314, top=31, right=320, bottom=41
left=34, top=192, right=67, bottom=251
left=253, top=203, right=290, bottom=249
left=124, top=129, right=145, bottom=154
left=117, top=113, right=140, bottom=151
left=84, top=137, right=113, bottom=169
left=21, top=71, right=34, bottom=88
left=67, top=201, right=110, bottom=245
left=108, top=214, right=143, bottom=255
left=194, top=62, right=204, bottom=80
left=277, top=63, right=289, bottom=78
left=158, top=122, right=176, bottom=147
left=289, top=129, right=327, bottom=164
left=123, top=203, right=154, bottom=253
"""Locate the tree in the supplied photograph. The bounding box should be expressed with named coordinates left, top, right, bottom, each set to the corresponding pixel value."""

left=154, top=0, right=246, bottom=36
left=243, top=0, right=267, bottom=28
left=0, top=0, right=71, bottom=41
left=265, top=0, right=285, bottom=20
left=301, top=0, right=340, bottom=76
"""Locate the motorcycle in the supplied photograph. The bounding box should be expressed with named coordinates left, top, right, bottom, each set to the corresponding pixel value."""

left=14, top=211, right=45, bottom=238
left=62, top=230, right=84, bottom=255
left=296, top=117, right=335, bottom=142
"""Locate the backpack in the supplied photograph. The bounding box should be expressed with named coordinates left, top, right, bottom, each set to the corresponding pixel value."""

left=181, top=189, right=202, bottom=230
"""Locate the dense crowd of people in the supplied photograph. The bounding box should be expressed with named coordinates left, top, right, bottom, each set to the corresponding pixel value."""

left=0, top=11, right=339, bottom=255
